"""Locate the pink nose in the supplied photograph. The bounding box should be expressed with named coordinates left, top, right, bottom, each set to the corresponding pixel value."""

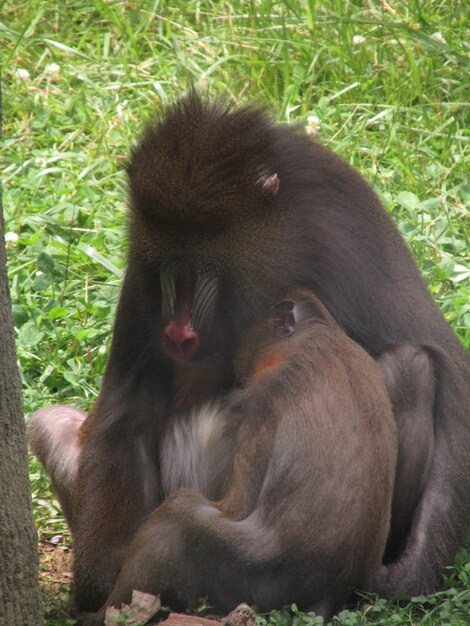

left=164, top=321, right=200, bottom=361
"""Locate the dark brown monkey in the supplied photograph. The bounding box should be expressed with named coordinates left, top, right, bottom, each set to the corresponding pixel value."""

left=29, top=94, right=470, bottom=613
left=34, top=290, right=398, bottom=624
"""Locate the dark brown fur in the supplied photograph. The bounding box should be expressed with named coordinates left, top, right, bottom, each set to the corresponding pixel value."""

left=29, top=94, right=470, bottom=617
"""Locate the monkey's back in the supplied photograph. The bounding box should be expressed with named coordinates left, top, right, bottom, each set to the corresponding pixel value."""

left=225, top=319, right=397, bottom=610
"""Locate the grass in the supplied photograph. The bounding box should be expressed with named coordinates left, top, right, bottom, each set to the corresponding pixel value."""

left=1, top=0, right=469, bottom=624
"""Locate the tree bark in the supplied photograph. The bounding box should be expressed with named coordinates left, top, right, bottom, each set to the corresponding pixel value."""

left=0, top=73, right=43, bottom=625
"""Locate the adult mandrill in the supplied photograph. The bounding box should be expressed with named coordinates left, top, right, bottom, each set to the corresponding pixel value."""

left=29, top=94, right=470, bottom=615
left=33, top=290, right=398, bottom=624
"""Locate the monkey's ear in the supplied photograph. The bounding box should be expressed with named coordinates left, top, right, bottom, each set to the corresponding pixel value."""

left=269, top=300, right=295, bottom=337
left=288, top=290, right=332, bottom=326
left=301, top=299, right=329, bottom=324
left=259, top=173, right=280, bottom=195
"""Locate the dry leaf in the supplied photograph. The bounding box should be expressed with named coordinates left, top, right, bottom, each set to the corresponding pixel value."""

left=221, top=604, right=255, bottom=626
left=104, top=590, right=161, bottom=625
left=164, top=613, right=221, bottom=626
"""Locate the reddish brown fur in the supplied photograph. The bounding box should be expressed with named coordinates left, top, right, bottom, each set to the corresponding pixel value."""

left=244, top=346, right=292, bottom=385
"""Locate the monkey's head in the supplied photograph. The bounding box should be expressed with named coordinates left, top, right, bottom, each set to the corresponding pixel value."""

left=127, top=93, right=293, bottom=364
left=235, top=289, right=336, bottom=381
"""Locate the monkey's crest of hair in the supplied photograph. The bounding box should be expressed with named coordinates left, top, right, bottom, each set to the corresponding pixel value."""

left=127, top=92, right=281, bottom=225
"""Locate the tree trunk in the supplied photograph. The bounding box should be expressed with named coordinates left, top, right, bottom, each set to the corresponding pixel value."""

left=0, top=74, right=43, bottom=625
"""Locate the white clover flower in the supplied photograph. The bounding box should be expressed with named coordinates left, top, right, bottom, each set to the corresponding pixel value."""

left=5, top=232, right=19, bottom=243
left=15, top=68, right=30, bottom=80
left=117, top=100, right=129, bottom=120
left=432, top=32, right=446, bottom=44
left=352, top=35, right=366, bottom=45
left=306, top=114, right=321, bottom=136
left=45, top=63, right=60, bottom=75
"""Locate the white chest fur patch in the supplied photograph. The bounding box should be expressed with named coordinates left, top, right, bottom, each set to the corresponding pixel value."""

left=160, top=401, right=230, bottom=498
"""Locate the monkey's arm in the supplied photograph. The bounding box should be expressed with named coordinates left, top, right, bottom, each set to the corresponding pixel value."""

left=373, top=345, right=470, bottom=597
left=72, top=271, right=173, bottom=612
left=376, top=345, right=435, bottom=563
left=73, top=416, right=161, bottom=612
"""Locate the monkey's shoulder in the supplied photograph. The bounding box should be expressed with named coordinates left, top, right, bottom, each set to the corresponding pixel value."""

left=247, top=321, right=375, bottom=384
